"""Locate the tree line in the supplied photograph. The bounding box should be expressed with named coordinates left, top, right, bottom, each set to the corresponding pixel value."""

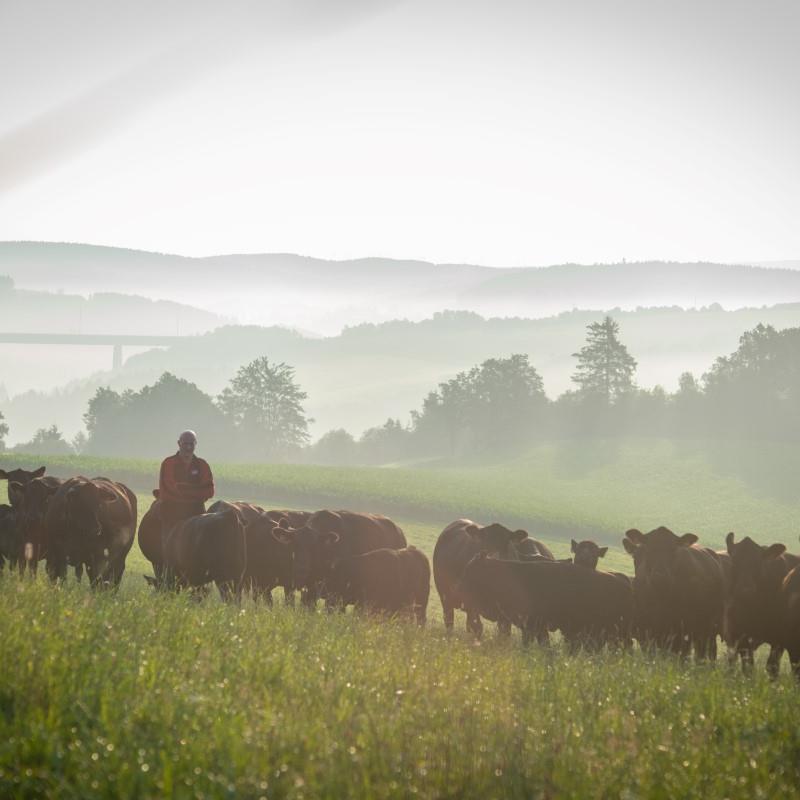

left=2, top=319, right=798, bottom=463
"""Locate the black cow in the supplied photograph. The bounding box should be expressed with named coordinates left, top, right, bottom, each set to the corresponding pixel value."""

left=571, top=539, right=608, bottom=570
left=10, top=476, right=64, bottom=574
left=433, top=519, right=534, bottom=638
left=159, top=508, right=247, bottom=601
left=325, top=546, right=431, bottom=625
left=459, top=555, right=633, bottom=648
left=45, top=477, right=137, bottom=587
left=271, top=510, right=407, bottom=607
left=724, top=532, right=800, bottom=676
left=623, top=526, right=727, bottom=660
left=0, top=466, right=46, bottom=507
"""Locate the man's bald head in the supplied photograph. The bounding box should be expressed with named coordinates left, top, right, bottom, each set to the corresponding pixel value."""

left=178, top=430, right=197, bottom=445
left=177, top=430, right=197, bottom=462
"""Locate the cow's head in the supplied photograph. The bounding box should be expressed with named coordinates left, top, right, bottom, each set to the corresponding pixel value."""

left=622, top=526, right=698, bottom=591
left=571, top=539, right=608, bottom=570
left=271, top=509, right=343, bottom=591
left=467, top=522, right=528, bottom=558
left=245, top=514, right=294, bottom=586
left=14, top=477, right=58, bottom=550
left=63, top=480, right=118, bottom=552
left=725, top=532, right=786, bottom=598
left=1, top=466, right=46, bottom=506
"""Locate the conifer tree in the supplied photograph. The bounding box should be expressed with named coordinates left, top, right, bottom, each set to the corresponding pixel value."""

left=571, top=316, right=637, bottom=403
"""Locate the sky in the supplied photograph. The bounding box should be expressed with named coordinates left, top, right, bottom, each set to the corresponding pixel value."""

left=0, top=0, right=798, bottom=266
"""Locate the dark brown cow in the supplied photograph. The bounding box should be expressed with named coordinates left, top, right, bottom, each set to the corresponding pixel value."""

left=623, top=526, right=727, bottom=660
left=240, top=514, right=296, bottom=605
left=325, top=546, right=431, bottom=625
left=0, top=466, right=46, bottom=507
left=571, top=539, right=608, bottom=569
left=10, top=476, right=64, bottom=574
left=271, top=510, right=407, bottom=606
left=137, top=491, right=166, bottom=584
left=780, top=565, right=800, bottom=680
left=45, top=477, right=137, bottom=587
left=724, top=532, right=800, bottom=676
left=160, top=507, right=246, bottom=601
left=459, top=555, right=633, bottom=648
left=433, top=519, right=534, bottom=637
left=0, top=504, right=16, bottom=570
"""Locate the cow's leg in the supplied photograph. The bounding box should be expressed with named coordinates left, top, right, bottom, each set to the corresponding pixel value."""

left=301, top=588, right=318, bottom=610
left=415, top=603, right=427, bottom=627
left=766, top=645, right=784, bottom=679
left=283, top=588, right=295, bottom=607
left=441, top=597, right=455, bottom=632
left=738, top=645, right=755, bottom=674
left=466, top=608, right=483, bottom=640
left=497, top=619, right=512, bottom=638
left=787, top=648, right=800, bottom=682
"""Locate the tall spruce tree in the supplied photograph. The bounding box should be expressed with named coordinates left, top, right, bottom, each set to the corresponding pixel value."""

left=571, top=316, right=637, bottom=403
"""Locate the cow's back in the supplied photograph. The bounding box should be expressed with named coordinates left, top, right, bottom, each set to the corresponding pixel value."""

left=328, top=511, right=407, bottom=557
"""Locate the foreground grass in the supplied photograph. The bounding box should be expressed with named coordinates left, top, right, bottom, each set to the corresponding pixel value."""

left=2, top=576, right=800, bottom=799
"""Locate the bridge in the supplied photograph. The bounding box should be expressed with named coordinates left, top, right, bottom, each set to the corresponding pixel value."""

left=0, top=333, right=187, bottom=369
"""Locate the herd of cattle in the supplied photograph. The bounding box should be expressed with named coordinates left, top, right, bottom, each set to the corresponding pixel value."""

left=2, top=465, right=800, bottom=677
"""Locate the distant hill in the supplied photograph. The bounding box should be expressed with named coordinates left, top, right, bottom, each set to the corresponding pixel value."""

left=3, top=242, right=800, bottom=334
left=3, top=303, right=800, bottom=446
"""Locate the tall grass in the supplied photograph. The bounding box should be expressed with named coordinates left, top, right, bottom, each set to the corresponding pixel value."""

left=2, top=576, right=799, bottom=799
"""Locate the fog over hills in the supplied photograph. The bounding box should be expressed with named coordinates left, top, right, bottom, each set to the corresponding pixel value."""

left=3, top=303, right=800, bottom=446
left=3, top=242, right=800, bottom=334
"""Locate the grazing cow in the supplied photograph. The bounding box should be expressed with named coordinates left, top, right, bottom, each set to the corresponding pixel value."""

left=271, top=510, right=407, bottom=606
left=623, top=526, right=727, bottom=660
left=45, top=477, right=137, bottom=587
left=0, top=504, right=17, bottom=570
left=571, top=539, right=608, bottom=570
left=325, top=546, right=431, bottom=625
left=459, top=555, right=633, bottom=648
left=433, top=519, right=535, bottom=637
left=10, top=476, right=64, bottom=574
left=0, top=466, right=46, bottom=507
left=780, top=565, right=800, bottom=680
left=159, top=507, right=246, bottom=601
left=240, top=514, right=297, bottom=605
left=724, top=532, right=800, bottom=676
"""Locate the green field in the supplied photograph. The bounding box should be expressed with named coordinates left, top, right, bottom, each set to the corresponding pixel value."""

left=2, top=440, right=800, bottom=798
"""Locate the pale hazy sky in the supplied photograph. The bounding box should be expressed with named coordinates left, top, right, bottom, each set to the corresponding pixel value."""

left=1, top=0, right=798, bottom=265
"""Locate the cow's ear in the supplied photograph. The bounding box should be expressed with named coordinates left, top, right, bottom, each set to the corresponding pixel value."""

left=313, top=509, right=342, bottom=533
left=625, top=528, right=644, bottom=544
left=276, top=516, right=290, bottom=530
left=7, top=481, right=24, bottom=505
left=32, top=467, right=46, bottom=479
left=0, top=469, right=8, bottom=479
left=570, top=539, right=578, bottom=553
left=152, top=488, right=160, bottom=499
left=726, top=531, right=735, bottom=554
left=99, top=487, right=117, bottom=503
left=321, top=531, right=340, bottom=546
left=597, top=546, right=608, bottom=558
left=764, top=543, right=786, bottom=559
left=622, top=538, right=638, bottom=555
left=512, top=529, right=527, bottom=542
left=465, top=524, right=480, bottom=537
left=679, top=533, right=698, bottom=546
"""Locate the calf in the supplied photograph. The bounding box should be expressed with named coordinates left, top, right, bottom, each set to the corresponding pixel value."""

left=45, top=477, right=136, bottom=587
left=724, top=532, right=800, bottom=676
left=459, top=555, right=633, bottom=648
left=433, top=519, right=532, bottom=638
left=571, top=539, right=608, bottom=570
left=271, top=510, right=407, bottom=607
left=325, top=546, right=431, bottom=625
left=160, top=508, right=247, bottom=601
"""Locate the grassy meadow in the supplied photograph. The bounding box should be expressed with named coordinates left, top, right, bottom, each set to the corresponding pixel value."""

left=2, top=439, right=800, bottom=797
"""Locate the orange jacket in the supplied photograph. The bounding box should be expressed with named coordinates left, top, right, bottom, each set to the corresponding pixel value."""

left=158, top=453, right=214, bottom=504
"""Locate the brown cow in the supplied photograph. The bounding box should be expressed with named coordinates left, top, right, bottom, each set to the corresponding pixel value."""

left=240, top=514, right=297, bottom=605
left=45, top=477, right=137, bottom=587
left=0, top=465, right=46, bottom=507
left=271, top=510, right=407, bottom=607
left=10, top=476, right=64, bottom=574
left=623, top=526, right=727, bottom=660
left=459, top=555, right=633, bottom=648
left=571, top=539, right=608, bottom=569
left=137, top=491, right=166, bottom=585
left=724, top=532, right=800, bottom=676
left=160, top=507, right=246, bottom=601
left=324, top=546, right=431, bottom=625
left=433, top=519, right=542, bottom=638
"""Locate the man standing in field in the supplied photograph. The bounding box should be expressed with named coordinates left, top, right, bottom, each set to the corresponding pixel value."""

left=158, top=430, right=214, bottom=531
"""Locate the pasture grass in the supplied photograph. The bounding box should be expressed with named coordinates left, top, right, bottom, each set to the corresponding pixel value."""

left=2, top=575, right=800, bottom=799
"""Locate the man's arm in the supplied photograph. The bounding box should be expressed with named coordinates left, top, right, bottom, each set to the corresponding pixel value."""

left=176, top=459, right=214, bottom=503
left=158, top=457, right=180, bottom=502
